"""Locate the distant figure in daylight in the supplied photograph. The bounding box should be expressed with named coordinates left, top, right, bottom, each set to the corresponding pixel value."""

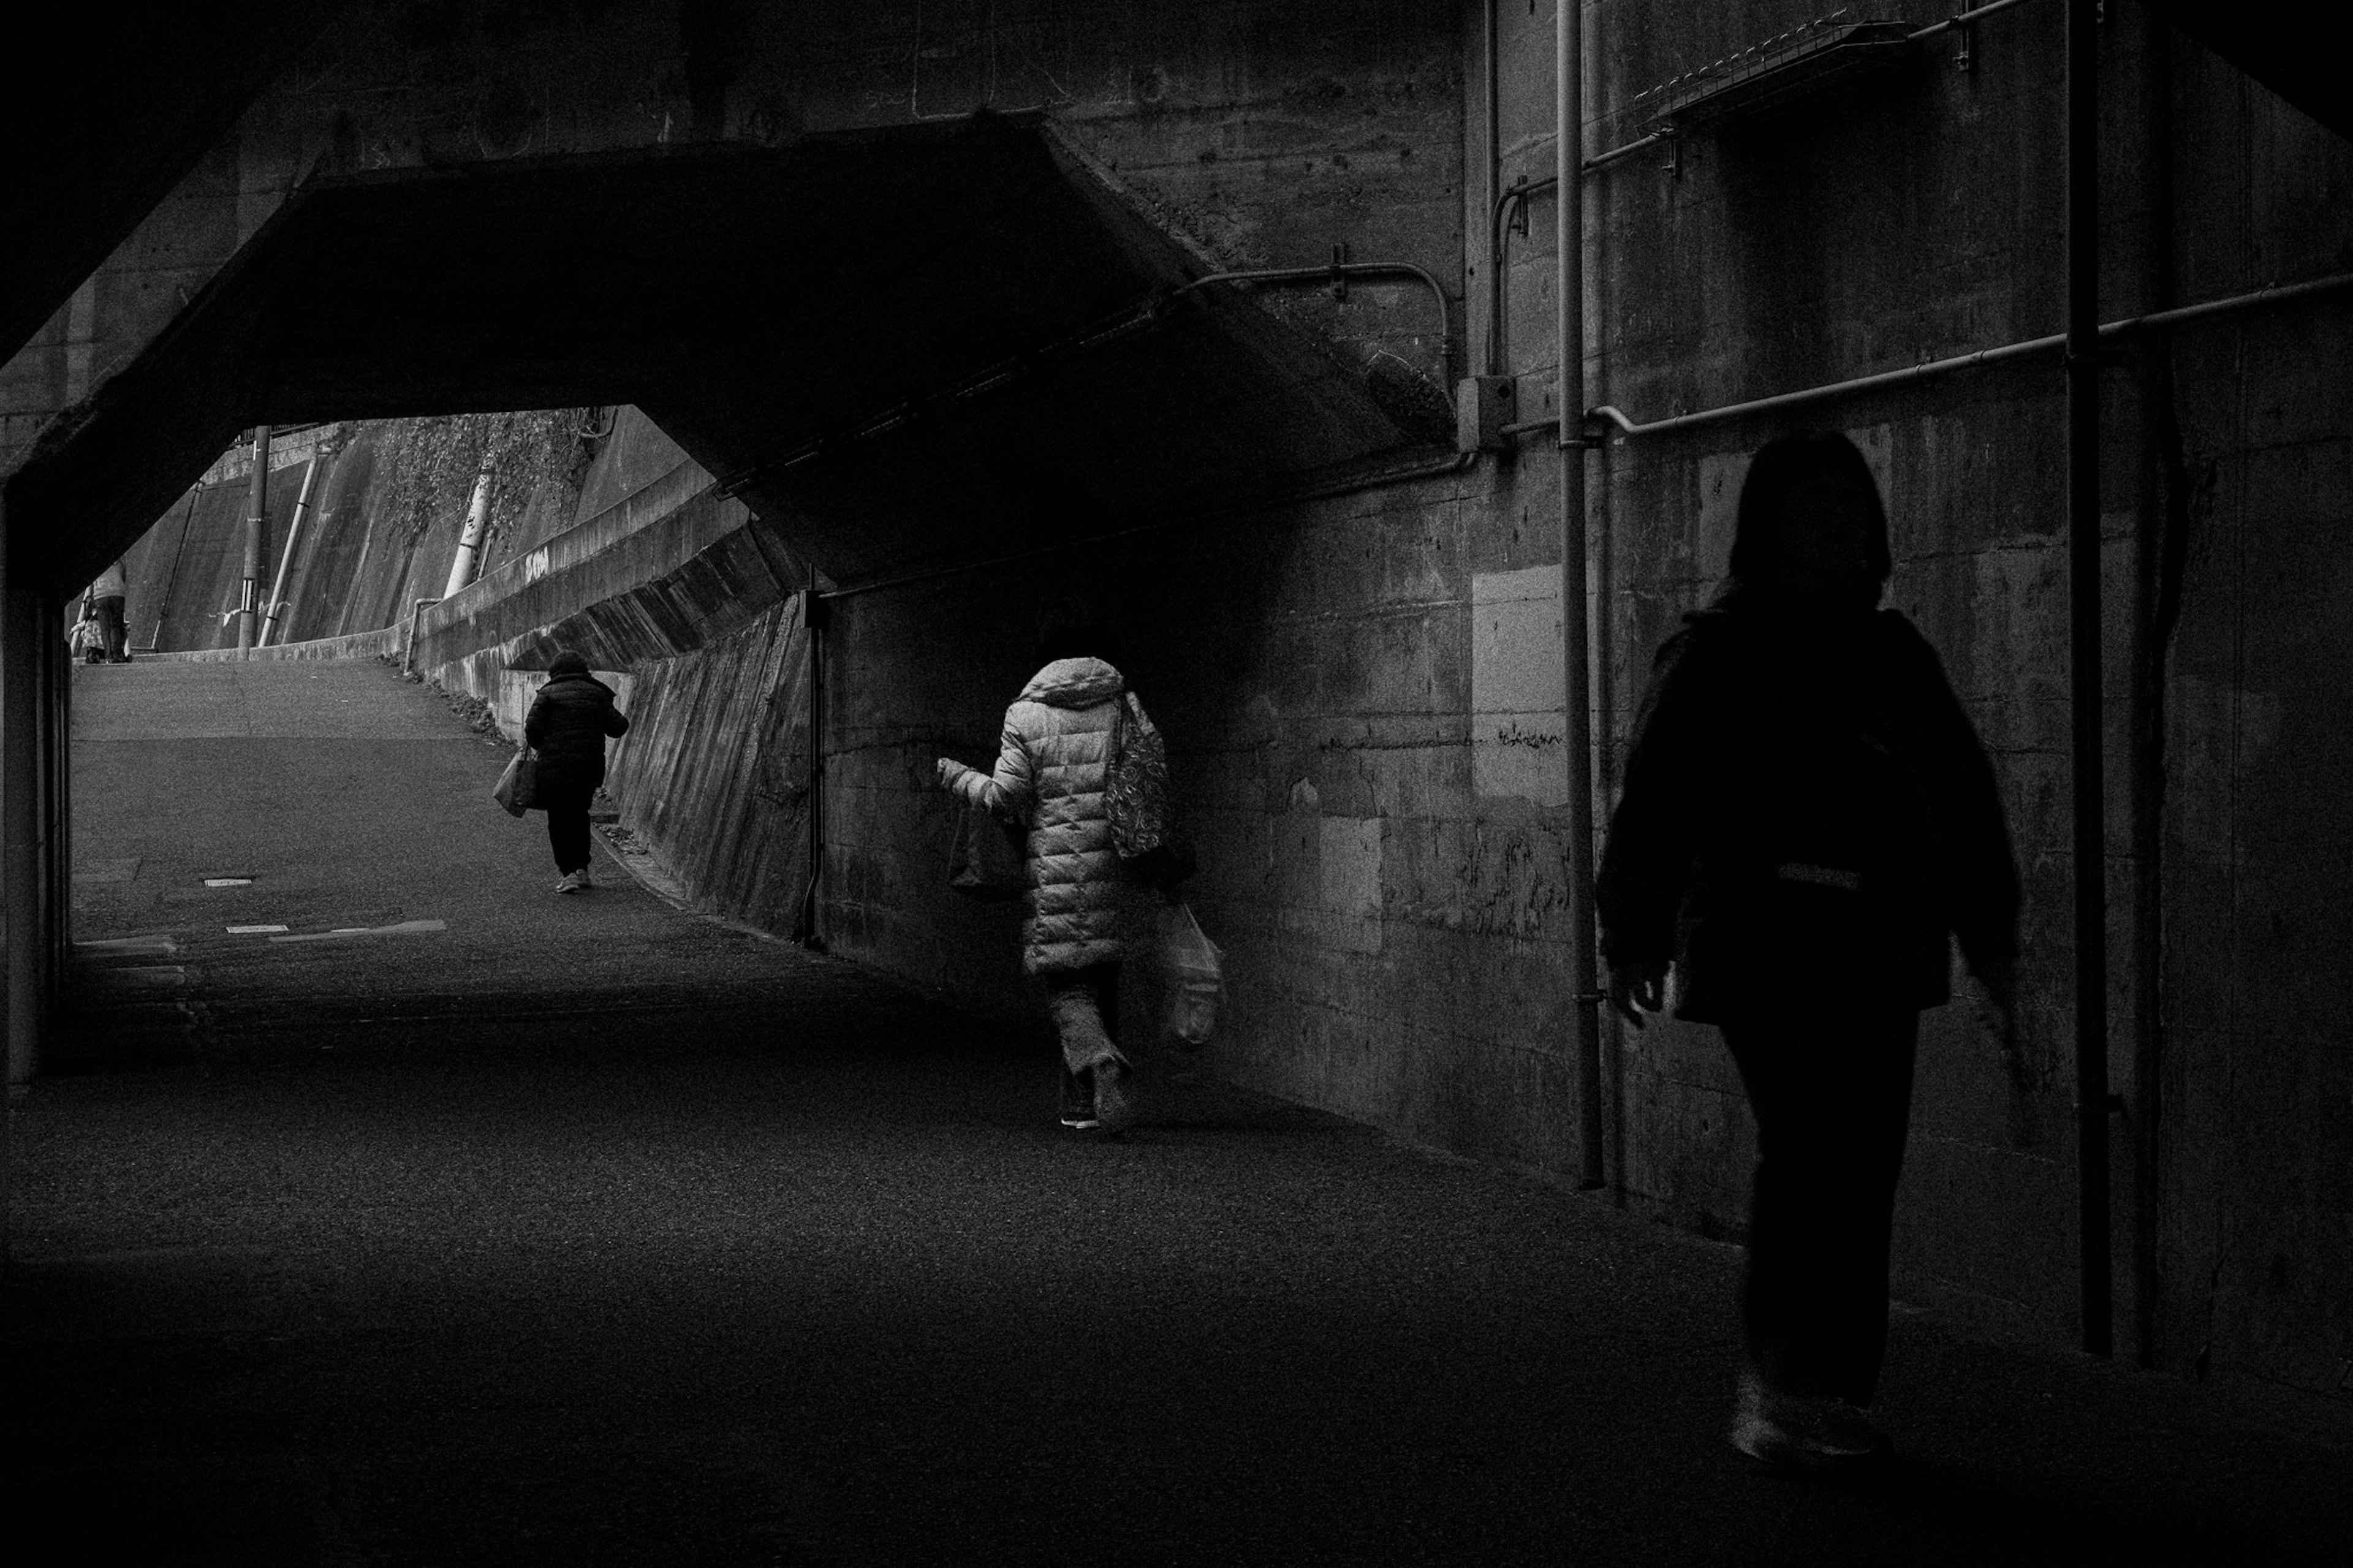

left=68, top=609, right=107, bottom=664
left=86, top=558, right=130, bottom=663
left=936, top=599, right=1145, bottom=1135
left=1597, top=430, right=2021, bottom=1474
left=525, top=651, right=629, bottom=895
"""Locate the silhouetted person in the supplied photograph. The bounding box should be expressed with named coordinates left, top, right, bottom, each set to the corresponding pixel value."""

left=86, top=558, right=130, bottom=662
left=1597, top=431, right=2021, bottom=1472
left=525, top=651, right=629, bottom=895
left=936, top=600, right=1145, bottom=1135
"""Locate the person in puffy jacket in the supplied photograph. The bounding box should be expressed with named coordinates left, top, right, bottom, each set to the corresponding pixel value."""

left=937, top=602, right=1141, bottom=1134
left=1598, top=431, right=2020, bottom=1473
left=523, top=650, right=629, bottom=895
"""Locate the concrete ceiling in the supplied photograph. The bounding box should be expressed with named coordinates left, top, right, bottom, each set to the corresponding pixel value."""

left=0, top=0, right=350, bottom=365
left=6, top=115, right=1419, bottom=594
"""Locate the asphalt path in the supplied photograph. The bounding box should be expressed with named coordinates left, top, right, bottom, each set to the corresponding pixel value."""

left=9, top=659, right=2349, bottom=1564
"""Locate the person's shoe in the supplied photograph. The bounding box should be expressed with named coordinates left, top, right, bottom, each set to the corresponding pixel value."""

left=1729, top=1371, right=1889, bottom=1472
left=1059, top=1066, right=1100, bottom=1131
left=574, top=866, right=593, bottom=890
left=555, top=870, right=586, bottom=895
left=1092, top=1058, right=1135, bottom=1134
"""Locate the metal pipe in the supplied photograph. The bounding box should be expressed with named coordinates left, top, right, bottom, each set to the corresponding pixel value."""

left=1545, top=270, right=2353, bottom=442
left=2128, top=0, right=2176, bottom=1375
left=1560, top=0, right=1605, bottom=1191
left=148, top=480, right=204, bottom=653
left=1489, top=0, right=2049, bottom=377
left=237, top=425, right=270, bottom=655
left=258, top=456, right=320, bottom=648
left=1174, top=262, right=1455, bottom=381
left=823, top=448, right=1475, bottom=603
left=442, top=463, right=494, bottom=600
left=1908, top=0, right=2047, bottom=43
left=2066, top=0, right=2112, bottom=1362
left=401, top=597, right=441, bottom=677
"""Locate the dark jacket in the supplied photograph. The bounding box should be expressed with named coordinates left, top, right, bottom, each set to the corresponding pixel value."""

left=524, top=672, right=629, bottom=796
left=1597, top=591, right=2018, bottom=1021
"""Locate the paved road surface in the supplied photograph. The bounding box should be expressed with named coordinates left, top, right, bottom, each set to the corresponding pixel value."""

left=9, top=659, right=2350, bottom=1565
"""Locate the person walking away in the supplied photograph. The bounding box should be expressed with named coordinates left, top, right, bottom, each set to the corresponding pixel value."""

left=936, top=603, right=1142, bottom=1135
left=524, top=651, right=629, bottom=895
left=1596, top=431, right=2021, bottom=1473
left=88, top=558, right=130, bottom=663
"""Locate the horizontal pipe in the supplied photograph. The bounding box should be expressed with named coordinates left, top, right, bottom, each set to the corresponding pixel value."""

left=722, top=261, right=1458, bottom=496
left=1909, top=0, right=2047, bottom=44
left=825, top=448, right=1474, bottom=605
left=1492, top=269, right=2353, bottom=442
left=1487, top=0, right=2050, bottom=375
left=1175, top=262, right=1455, bottom=377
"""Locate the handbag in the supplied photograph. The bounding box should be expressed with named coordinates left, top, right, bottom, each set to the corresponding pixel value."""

left=1107, top=691, right=1195, bottom=888
left=491, top=746, right=540, bottom=817
left=947, top=795, right=1026, bottom=901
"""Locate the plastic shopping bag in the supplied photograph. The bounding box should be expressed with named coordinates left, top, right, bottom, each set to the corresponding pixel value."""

left=1159, top=902, right=1225, bottom=1051
left=491, top=746, right=539, bottom=817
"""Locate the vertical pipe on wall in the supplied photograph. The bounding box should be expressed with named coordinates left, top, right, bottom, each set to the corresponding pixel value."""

left=259, top=456, right=320, bottom=648
left=151, top=481, right=204, bottom=652
left=1558, top=0, right=1605, bottom=1189
left=238, top=426, right=270, bottom=655
left=2129, top=6, right=2178, bottom=1373
left=2067, top=0, right=2114, bottom=1360
left=1483, top=0, right=1502, bottom=371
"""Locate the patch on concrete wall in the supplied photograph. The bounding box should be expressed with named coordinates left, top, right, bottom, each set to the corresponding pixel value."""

left=1276, top=809, right=1383, bottom=953
left=1319, top=816, right=1383, bottom=951
left=1471, top=566, right=1566, bottom=806
left=1697, top=453, right=1744, bottom=581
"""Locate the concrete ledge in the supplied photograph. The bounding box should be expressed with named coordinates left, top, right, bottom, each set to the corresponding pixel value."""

left=151, top=626, right=401, bottom=663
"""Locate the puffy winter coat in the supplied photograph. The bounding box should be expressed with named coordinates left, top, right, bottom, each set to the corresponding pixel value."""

left=944, top=656, right=1128, bottom=975
left=1597, top=590, right=2018, bottom=1022
left=524, top=672, right=629, bottom=795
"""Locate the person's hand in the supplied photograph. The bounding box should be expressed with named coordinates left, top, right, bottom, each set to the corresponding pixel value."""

left=935, top=757, right=960, bottom=789
left=1608, top=961, right=1668, bottom=1029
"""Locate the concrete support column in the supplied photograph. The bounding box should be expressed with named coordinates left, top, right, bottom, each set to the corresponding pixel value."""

left=4, top=578, right=45, bottom=1089
left=41, top=595, right=68, bottom=1016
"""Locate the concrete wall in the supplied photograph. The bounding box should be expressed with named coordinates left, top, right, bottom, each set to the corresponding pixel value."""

left=1564, top=1, right=2353, bottom=1395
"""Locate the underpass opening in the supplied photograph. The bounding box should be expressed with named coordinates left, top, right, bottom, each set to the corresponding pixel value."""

left=29, top=116, right=1438, bottom=1065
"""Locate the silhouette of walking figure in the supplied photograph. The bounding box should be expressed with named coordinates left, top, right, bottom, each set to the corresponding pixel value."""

left=1597, top=431, right=2023, bottom=1472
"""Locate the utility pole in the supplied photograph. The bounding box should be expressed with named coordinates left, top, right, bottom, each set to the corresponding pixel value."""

left=237, top=425, right=270, bottom=656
